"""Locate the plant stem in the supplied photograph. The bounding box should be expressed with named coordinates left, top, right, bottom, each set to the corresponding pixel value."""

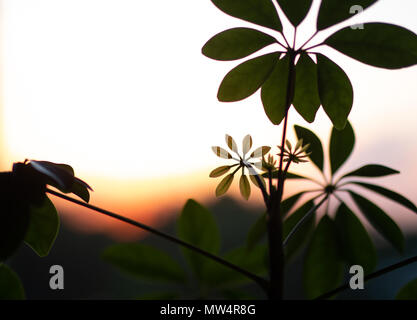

left=267, top=47, right=297, bottom=300
left=45, top=188, right=270, bottom=292
left=316, top=254, right=417, bottom=300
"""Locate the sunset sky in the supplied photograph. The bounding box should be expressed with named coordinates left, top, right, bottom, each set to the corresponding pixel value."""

left=1, top=0, right=416, bottom=239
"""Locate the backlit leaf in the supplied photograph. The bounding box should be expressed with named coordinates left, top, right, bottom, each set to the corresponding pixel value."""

left=218, top=52, right=279, bottom=102
left=341, top=164, right=399, bottom=179
left=202, top=27, right=276, bottom=61
left=294, top=125, right=324, bottom=171
left=0, top=265, right=25, bottom=300
left=277, top=0, right=313, bottom=26
left=396, top=278, right=417, bottom=300
left=317, top=54, right=353, bottom=130
left=239, top=175, right=251, bottom=200
left=216, top=174, right=234, bottom=196
left=329, top=121, right=355, bottom=175
left=210, top=166, right=232, bottom=178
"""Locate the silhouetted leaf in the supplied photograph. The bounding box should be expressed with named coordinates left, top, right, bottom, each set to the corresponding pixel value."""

left=293, top=54, right=321, bottom=123
left=24, top=197, right=59, bottom=257
left=284, top=200, right=315, bottom=261
left=177, top=200, right=220, bottom=280
left=202, top=28, right=276, bottom=61
left=334, top=203, right=377, bottom=274
left=239, top=175, right=251, bottom=200
left=263, top=171, right=311, bottom=181
left=294, top=125, right=324, bottom=171
left=396, top=278, right=417, bottom=300
left=29, top=161, right=74, bottom=193
left=304, top=215, right=344, bottom=299
left=216, top=174, right=234, bottom=196
left=261, top=55, right=291, bottom=125
left=276, top=0, right=313, bottom=26
left=102, top=243, right=186, bottom=284
left=325, top=23, right=417, bottom=69
left=281, top=191, right=305, bottom=217
left=205, top=245, right=267, bottom=287
left=330, top=121, right=355, bottom=175
left=0, top=172, right=30, bottom=261
left=71, top=178, right=91, bottom=202
left=317, top=54, right=353, bottom=130
left=349, top=191, right=404, bottom=253
left=246, top=213, right=267, bottom=250
left=342, top=164, right=399, bottom=179
left=317, top=0, right=378, bottom=30
left=211, top=0, right=282, bottom=31
left=0, top=265, right=25, bottom=300
left=218, top=52, right=279, bottom=102
left=351, top=182, right=417, bottom=214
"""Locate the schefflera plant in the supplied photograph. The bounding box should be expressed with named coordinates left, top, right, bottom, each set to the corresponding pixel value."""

left=0, top=160, right=92, bottom=299
left=202, top=0, right=417, bottom=300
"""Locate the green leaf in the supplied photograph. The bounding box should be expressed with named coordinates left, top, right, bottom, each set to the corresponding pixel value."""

left=102, top=243, right=186, bottom=284
left=294, top=125, right=324, bottom=171
left=334, top=203, right=377, bottom=274
left=317, top=54, right=353, bottom=130
left=261, top=55, right=291, bottom=125
left=325, top=23, right=417, bottom=69
left=239, top=175, right=251, bottom=200
left=342, top=164, right=399, bottom=179
left=211, top=0, right=282, bottom=31
left=246, top=213, right=267, bottom=250
left=349, top=191, right=404, bottom=253
left=216, top=173, right=234, bottom=197
left=71, top=178, right=91, bottom=202
left=204, top=245, right=267, bottom=287
left=317, top=0, right=378, bottom=31
left=396, top=278, right=417, bottom=300
left=293, top=54, right=321, bottom=123
left=351, top=182, right=417, bottom=215
left=218, top=52, right=279, bottom=102
left=283, top=200, right=315, bottom=261
left=210, top=166, right=232, bottom=178
left=329, top=121, right=355, bottom=175
left=281, top=191, right=305, bottom=217
left=177, top=199, right=220, bottom=280
left=24, top=197, right=59, bottom=257
left=202, top=28, right=276, bottom=61
left=0, top=265, right=25, bottom=300
left=0, top=172, right=31, bottom=261
left=304, top=215, right=344, bottom=299
left=276, top=0, right=313, bottom=26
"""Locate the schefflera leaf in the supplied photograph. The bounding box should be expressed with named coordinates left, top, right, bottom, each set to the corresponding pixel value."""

left=102, top=243, right=186, bottom=284
left=349, top=191, right=404, bottom=253
left=324, top=23, right=417, bottom=69
left=261, top=54, right=291, bottom=125
left=304, top=215, right=344, bottom=299
left=276, top=0, right=313, bottom=27
left=202, top=27, right=276, bottom=61
left=317, top=0, right=378, bottom=31
left=211, top=0, right=282, bottom=32
left=317, top=54, right=353, bottom=130
left=218, top=52, right=279, bottom=102
left=24, top=197, right=59, bottom=257
left=293, top=54, right=321, bottom=123
left=334, top=203, right=377, bottom=274
left=294, top=125, right=324, bottom=171
left=177, top=199, right=221, bottom=281
left=329, top=120, right=355, bottom=175
left=0, top=264, right=25, bottom=300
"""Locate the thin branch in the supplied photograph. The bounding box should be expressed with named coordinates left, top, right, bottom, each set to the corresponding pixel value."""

left=283, top=193, right=328, bottom=247
left=316, top=254, right=417, bottom=300
left=45, top=188, right=270, bottom=291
